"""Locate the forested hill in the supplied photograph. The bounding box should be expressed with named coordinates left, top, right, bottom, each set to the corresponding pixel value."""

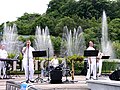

left=0, top=0, right=120, bottom=58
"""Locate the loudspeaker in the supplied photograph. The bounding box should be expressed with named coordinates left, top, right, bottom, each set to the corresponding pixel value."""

left=50, top=70, right=62, bottom=84
left=109, top=70, right=120, bottom=81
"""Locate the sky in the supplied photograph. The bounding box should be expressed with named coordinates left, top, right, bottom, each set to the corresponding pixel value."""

left=0, top=0, right=51, bottom=24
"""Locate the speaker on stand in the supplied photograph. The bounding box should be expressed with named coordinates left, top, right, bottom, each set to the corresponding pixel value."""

left=50, top=66, right=62, bottom=84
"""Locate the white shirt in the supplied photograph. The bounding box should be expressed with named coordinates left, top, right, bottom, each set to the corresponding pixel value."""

left=22, top=46, right=35, bottom=59
left=0, top=49, right=8, bottom=59
left=87, top=46, right=95, bottom=50
left=50, top=58, right=59, bottom=68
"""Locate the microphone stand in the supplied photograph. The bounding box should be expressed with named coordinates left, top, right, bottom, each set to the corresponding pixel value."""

left=47, top=48, right=50, bottom=81
left=64, top=57, right=69, bottom=82
left=27, top=44, right=29, bottom=83
left=63, top=52, right=70, bottom=83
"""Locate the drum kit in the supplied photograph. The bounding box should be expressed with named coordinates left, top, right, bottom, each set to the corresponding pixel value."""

left=36, top=59, right=71, bottom=83
left=33, top=50, right=71, bottom=83
left=43, top=60, right=70, bottom=76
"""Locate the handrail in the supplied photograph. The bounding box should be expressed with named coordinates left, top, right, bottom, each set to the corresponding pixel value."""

left=6, top=81, right=39, bottom=90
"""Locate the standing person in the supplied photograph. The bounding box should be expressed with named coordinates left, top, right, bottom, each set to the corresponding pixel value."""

left=40, top=59, right=46, bottom=78
left=0, top=44, right=8, bottom=79
left=86, top=41, right=97, bottom=80
left=50, top=55, right=59, bottom=68
left=97, top=50, right=104, bottom=77
left=22, top=40, right=35, bottom=83
left=0, top=44, right=2, bottom=79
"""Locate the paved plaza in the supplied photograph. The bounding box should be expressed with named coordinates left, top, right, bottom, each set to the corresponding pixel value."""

left=0, top=74, right=110, bottom=90
left=1, top=75, right=88, bottom=90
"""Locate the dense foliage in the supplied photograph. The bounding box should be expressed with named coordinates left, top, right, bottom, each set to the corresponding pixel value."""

left=0, top=0, right=120, bottom=58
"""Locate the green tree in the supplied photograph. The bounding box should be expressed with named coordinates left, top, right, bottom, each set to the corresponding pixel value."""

left=34, top=15, right=56, bottom=35
left=54, top=16, right=76, bottom=36
left=15, top=13, right=40, bottom=35
left=51, top=36, right=62, bottom=54
left=109, top=18, right=120, bottom=41
left=113, top=41, right=120, bottom=59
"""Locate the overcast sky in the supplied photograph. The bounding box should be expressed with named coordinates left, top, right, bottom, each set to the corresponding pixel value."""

left=0, top=0, right=51, bottom=24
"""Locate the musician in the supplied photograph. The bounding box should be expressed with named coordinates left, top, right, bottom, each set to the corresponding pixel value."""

left=50, top=55, right=59, bottom=68
left=22, top=40, right=35, bottom=83
left=0, top=45, right=8, bottom=79
left=86, top=41, right=97, bottom=80
left=97, top=50, right=104, bottom=77
left=40, top=60, right=46, bottom=78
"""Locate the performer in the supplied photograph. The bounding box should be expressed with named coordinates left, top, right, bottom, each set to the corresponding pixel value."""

left=50, top=55, right=59, bottom=68
left=0, top=44, right=8, bottom=79
left=22, top=40, right=35, bottom=83
left=40, top=60, right=46, bottom=78
left=86, top=41, right=97, bottom=80
left=97, top=50, right=104, bottom=77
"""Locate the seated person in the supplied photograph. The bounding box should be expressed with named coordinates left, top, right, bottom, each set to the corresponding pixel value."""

left=50, top=55, right=59, bottom=68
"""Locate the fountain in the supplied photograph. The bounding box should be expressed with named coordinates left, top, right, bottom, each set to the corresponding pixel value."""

left=1, top=23, right=23, bottom=71
left=60, top=26, right=86, bottom=57
left=34, top=26, right=54, bottom=57
left=1, top=23, right=20, bottom=55
left=101, top=10, right=115, bottom=59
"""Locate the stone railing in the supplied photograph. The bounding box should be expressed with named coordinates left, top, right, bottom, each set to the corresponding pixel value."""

left=6, top=81, right=38, bottom=90
left=12, top=60, right=40, bottom=71
left=6, top=81, right=20, bottom=90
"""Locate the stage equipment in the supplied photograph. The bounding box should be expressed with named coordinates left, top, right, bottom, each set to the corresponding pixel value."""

left=109, top=70, right=120, bottom=81
left=42, top=48, right=52, bottom=82
left=27, top=44, right=30, bottom=83
left=80, top=58, right=88, bottom=75
left=12, top=54, right=21, bottom=77
left=32, top=50, right=47, bottom=83
left=84, top=50, right=99, bottom=79
left=101, top=56, right=110, bottom=59
left=61, top=57, right=68, bottom=83
left=62, top=54, right=71, bottom=83
left=50, top=66, right=62, bottom=84
left=0, top=58, right=18, bottom=79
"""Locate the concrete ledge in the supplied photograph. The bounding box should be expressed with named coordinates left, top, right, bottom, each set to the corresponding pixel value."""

left=87, top=80, right=120, bottom=90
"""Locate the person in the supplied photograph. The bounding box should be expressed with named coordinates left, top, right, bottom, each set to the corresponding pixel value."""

left=0, top=44, right=8, bottom=79
left=50, top=55, right=59, bottom=68
left=22, top=40, right=35, bottom=83
left=97, top=50, right=104, bottom=77
left=40, top=59, right=46, bottom=78
left=86, top=41, right=97, bottom=80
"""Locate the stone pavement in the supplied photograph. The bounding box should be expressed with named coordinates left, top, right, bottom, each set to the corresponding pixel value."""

left=0, top=75, right=89, bottom=90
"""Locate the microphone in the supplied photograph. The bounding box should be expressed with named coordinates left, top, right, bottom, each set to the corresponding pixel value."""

left=27, top=43, right=30, bottom=48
